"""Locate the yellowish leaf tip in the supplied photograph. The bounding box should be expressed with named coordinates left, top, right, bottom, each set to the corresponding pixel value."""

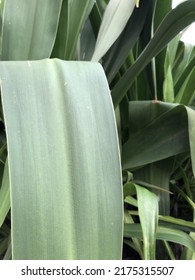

left=135, top=0, right=140, bottom=8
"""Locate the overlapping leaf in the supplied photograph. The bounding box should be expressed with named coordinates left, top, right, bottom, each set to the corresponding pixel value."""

left=91, top=0, right=136, bottom=62
left=0, top=59, right=123, bottom=259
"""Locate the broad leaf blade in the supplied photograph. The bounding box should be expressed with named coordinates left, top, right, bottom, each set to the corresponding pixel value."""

left=122, top=102, right=190, bottom=169
left=136, top=185, right=158, bottom=260
left=0, top=59, right=123, bottom=259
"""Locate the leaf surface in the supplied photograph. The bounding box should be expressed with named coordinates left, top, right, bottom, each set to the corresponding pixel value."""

left=0, top=59, right=123, bottom=259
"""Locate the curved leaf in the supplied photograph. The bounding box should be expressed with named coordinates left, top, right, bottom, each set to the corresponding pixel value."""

left=0, top=59, right=123, bottom=259
left=124, top=182, right=158, bottom=259
left=103, top=0, right=150, bottom=82
left=122, top=102, right=189, bottom=169
left=91, top=0, right=136, bottom=61
left=124, top=224, right=195, bottom=252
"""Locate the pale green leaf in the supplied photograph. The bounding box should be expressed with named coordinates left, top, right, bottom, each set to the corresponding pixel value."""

left=91, top=0, right=136, bottom=61
left=124, top=224, right=195, bottom=252
left=159, top=215, right=195, bottom=232
left=0, top=59, right=123, bottom=260
left=124, top=182, right=158, bottom=260
left=134, top=159, right=174, bottom=215
left=136, top=185, right=158, bottom=260
left=163, top=56, right=174, bottom=102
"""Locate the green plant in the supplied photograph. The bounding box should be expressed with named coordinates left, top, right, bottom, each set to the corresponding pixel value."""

left=0, top=0, right=195, bottom=260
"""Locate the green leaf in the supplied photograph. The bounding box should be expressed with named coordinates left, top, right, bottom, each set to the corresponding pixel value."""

left=112, top=1, right=195, bottom=107
left=122, top=102, right=190, bottom=170
left=159, top=215, right=195, bottom=232
left=153, top=0, right=172, bottom=32
left=52, top=0, right=95, bottom=60
left=175, top=68, right=195, bottom=105
left=77, top=19, right=96, bottom=61
left=124, top=224, right=195, bottom=252
left=124, top=182, right=158, bottom=260
left=91, top=0, right=136, bottom=61
left=153, top=0, right=172, bottom=99
left=174, top=56, right=195, bottom=93
left=134, top=158, right=174, bottom=215
left=186, top=106, right=195, bottom=177
left=163, top=55, right=174, bottom=103
left=103, top=0, right=149, bottom=82
left=0, top=160, right=10, bottom=228
left=0, top=59, right=123, bottom=259
left=0, top=0, right=62, bottom=60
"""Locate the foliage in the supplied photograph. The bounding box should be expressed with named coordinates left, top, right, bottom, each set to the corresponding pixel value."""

left=0, top=0, right=195, bottom=260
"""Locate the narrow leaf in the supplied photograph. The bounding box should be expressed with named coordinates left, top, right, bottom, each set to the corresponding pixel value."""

left=0, top=160, right=10, bottom=227
left=112, top=1, right=195, bottom=107
left=91, top=0, right=136, bottom=61
left=103, top=0, right=149, bottom=82
left=52, top=0, right=95, bottom=60
left=124, top=182, right=158, bottom=260
left=124, top=224, right=195, bottom=252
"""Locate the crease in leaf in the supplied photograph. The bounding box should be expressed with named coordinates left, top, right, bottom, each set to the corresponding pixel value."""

left=0, top=59, right=123, bottom=260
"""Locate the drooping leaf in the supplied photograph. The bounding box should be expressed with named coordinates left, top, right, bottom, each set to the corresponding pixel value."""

left=122, top=101, right=195, bottom=178
left=159, top=215, right=195, bottom=232
left=0, top=59, right=123, bottom=260
left=124, top=224, right=195, bottom=252
left=124, top=182, right=158, bottom=260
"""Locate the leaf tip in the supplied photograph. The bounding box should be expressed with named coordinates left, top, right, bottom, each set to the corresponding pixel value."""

left=135, top=0, right=140, bottom=8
